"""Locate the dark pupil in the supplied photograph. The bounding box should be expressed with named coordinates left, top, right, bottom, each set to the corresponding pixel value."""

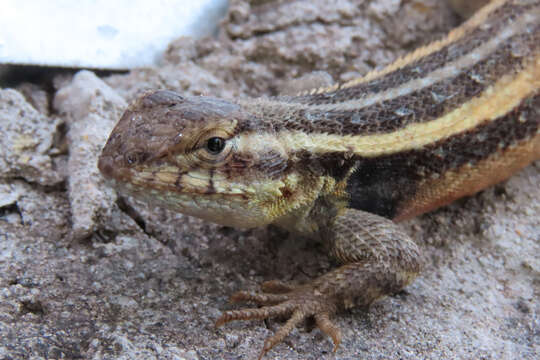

left=206, top=137, right=225, bottom=154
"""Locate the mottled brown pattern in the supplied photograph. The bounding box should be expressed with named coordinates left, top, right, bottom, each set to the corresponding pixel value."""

left=293, top=150, right=356, bottom=181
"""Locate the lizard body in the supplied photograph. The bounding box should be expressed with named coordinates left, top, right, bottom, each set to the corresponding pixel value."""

left=98, top=0, right=540, bottom=357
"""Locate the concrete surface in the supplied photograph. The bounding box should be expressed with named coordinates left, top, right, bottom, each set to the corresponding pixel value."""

left=0, top=0, right=538, bottom=359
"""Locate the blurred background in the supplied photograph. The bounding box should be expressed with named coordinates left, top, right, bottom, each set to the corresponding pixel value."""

left=0, top=0, right=229, bottom=82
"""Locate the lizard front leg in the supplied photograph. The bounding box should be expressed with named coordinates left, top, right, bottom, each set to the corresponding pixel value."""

left=216, top=208, right=422, bottom=358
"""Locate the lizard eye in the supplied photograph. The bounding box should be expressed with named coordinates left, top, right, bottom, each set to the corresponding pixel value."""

left=193, top=131, right=233, bottom=165
left=206, top=137, right=226, bottom=154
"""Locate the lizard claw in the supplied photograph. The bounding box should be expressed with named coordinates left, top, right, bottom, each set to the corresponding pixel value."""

left=216, top=281, right=342, bottom=359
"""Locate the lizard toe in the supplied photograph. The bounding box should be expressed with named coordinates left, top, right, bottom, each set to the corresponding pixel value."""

left=216, top=281, right=342, bottom=358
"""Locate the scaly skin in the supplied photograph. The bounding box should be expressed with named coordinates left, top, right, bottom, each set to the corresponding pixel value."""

left=98, top=0, right=540, bottom=358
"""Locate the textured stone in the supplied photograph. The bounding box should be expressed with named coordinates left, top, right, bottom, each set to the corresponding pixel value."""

left=0, top=89, right=64, bottom=185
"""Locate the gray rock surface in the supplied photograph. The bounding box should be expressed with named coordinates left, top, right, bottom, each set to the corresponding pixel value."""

left=0, top=1, right=538, bottom=359
left=54, top=71, right=128, bottom=240
left=0, top=89, right=64, bottom=186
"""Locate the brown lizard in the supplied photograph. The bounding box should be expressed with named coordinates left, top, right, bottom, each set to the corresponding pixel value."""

left=98, top=0, right=540, bottom=357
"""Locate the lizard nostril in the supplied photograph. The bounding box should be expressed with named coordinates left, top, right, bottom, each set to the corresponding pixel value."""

left=98, top=155, right=114, bottom=178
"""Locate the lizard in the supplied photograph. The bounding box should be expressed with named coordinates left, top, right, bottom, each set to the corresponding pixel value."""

left=97, top=0, right=540, bottom=358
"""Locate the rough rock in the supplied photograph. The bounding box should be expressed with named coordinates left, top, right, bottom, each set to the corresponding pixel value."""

left=0, top=89, right=64, bottom=186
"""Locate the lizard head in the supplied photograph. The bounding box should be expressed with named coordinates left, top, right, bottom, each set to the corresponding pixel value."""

left=98, top=90, right=293, bottom=228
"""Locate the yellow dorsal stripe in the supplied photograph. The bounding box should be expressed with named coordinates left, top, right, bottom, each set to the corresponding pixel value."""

left=281, top=55, right=540, bottom=157
left=310, top=0, right=508, bottom=94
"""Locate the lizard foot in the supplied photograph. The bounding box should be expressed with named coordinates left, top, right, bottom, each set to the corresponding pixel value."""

left=216, top=280, right=342, bottom=359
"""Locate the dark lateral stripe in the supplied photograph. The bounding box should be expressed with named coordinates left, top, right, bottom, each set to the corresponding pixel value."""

left=344, top=91, right=540, bottom=219
left=404, top=93, right=539, bottom=174
left=288, top=0, right=533, bottom=106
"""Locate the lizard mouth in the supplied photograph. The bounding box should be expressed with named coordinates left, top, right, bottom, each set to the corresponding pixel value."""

left=98, top=152, right=251, bottom=199
left=98, top=154, right=266, bottom=228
